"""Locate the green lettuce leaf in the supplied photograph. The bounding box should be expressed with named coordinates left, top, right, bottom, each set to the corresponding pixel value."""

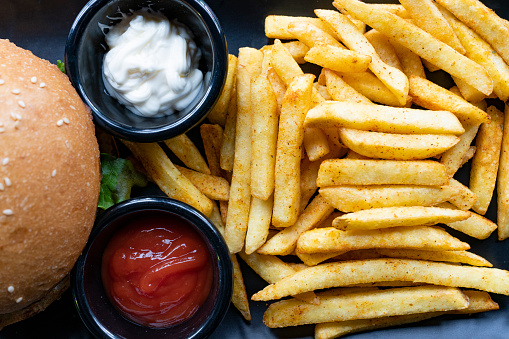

left=98, top=153, right=148, bottom=210
left=57, top=60, right=65, bottom=73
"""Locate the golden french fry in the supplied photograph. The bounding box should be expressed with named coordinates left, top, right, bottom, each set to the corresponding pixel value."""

left=375, top=249, right=492, bottom=267
left=219, top=79, right=237, bottom=172
left=175, top=165, right=230, bottom=201
left=282, top=41, right=310, bottom=64
left=315, top=83, right=332, bottom=101
left=296, top=226, right=470, bottom=254
left=338, top=128, right=460, bottom=160
left=368, top=3, right=410, bottom=18
left=438, top=4, right=509, bottom=103
left=435, top=0, right=509, bottom=65
left=288, top=21, right=344, bottom=49
left=336, top=72, right=404, bottom=106
left=318, top=159, right=449, bottom=187
left=319, top=185, right=461, bottom=212
left=207, top=54, right=238, bottom=126
left=245, top=195, right=273, bottom=255
left=315, top=9, right=409, bottom=106
left=333, top=0, right=493, bottom=96
left=265, top=15, right=340, bottom=41
left=251, top=74, right=278, bottom=200
left=251, top=258, right=509, bottom=301
left=389, top=40, right=426, bottom=78
left=262, top=285, right=468, bottom=328
left=209, top=203, right=225, bottom=236
left=470, top=106, right=504, bottom=215
left=258, top=194, right=334, bottom=255
left=231, top=254, right=251, bottom=321
left=408, top=76, right=490, bottom=125
left=164, top=134, right=210, bottom=174
left=443, top=208, right=497, bottom=240
left=123, top=141, right=214, bottom=216
left=305, top=101, right=464, bottom=135
left=399, top=0, right=465, bottom=54
left=303, top=127, right=330, bottom=161
left=225, top=47, right=263, bottom=253
left=441, top=124, right=481, bottom=177
left=297, top=251, right=347, bottom=267
left=498, top=104, right=509, bottom=240
left=272, top=74, right=315, bottom=227
left=333, top=206, right=470, bottom=231
left=304, top=44, right=371, bottom=73
left=200, top=124, right=225, bottom=177
left=364, top=29, right=402, bottom=70
left=323, top=69, right=372, bottom=104
left=460, top=146, right=476, bottom=167
left=446, top=178, right=478, bottom=211
left=238, top=251, right=319, bottom=304
left=452, top=76, right=487, bottom=103
left=314, top=290, right=498, bottom=339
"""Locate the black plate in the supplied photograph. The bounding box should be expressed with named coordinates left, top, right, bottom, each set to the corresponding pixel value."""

left=1, top=1, right=509, bottom=338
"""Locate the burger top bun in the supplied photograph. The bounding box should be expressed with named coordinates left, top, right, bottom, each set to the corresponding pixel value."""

left=0, top=40, right=100, bottom=317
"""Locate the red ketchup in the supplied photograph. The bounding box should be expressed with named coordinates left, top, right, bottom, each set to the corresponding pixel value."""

left=102, top=214, right=213, bottom=328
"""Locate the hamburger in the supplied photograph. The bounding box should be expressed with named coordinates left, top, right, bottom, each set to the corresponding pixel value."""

left=0, top=40, right=101, bottom=327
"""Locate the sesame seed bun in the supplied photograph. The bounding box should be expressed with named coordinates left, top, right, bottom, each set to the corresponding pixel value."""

left=0, top=40, right=100, bottom=325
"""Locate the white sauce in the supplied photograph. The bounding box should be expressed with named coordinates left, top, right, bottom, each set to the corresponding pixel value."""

left=103, top=11, right=203, bottom=117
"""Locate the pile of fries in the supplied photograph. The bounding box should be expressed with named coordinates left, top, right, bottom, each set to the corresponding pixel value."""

left=123, top=0, right=509, bottom=337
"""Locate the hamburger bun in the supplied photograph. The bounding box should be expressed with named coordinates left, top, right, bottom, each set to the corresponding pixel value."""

left=0, top=40, right=100, bottom=325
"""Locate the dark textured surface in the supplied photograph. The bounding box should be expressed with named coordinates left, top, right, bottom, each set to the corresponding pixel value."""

left=1, top=0, right=509, bottom=338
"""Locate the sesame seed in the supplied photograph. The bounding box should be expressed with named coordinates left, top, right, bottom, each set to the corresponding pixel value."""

left=18, top=100, right=25, bottom=108
left=0, top=79, right=4, bottom=85
left=0, top=121, right=3, bottom=127
left=2, top=158, right=8, bottom=165
left=0, top=64, right=5, bottom=67
left=56, top=119, right=64, bottom=126
left=2, top=209, right=13, bottom=216
left=11, top=89, right=20, bottom=95
left=5, top=177, right=11, bottom=186
left=70, top=105, right=76, bottom=110
left=0, top=128, right=4, bottom=133
left=7, top=286, right=14, bottom=293
left=14, top=121, right=20, bottom=129
left=0, top=183, right=4, bottom=191
left=63, top=117, right=70, bottom=124
left=52, top=169, right=57, bottom=177
left=39, top=82, right=46, bottom=88
left=30, top=77, right=37, bottom=83
left=10, top=112, right=17, bottom=121
left=16, top=297, right=22, bottom=303
left=15, top=114, right=21, bottom=120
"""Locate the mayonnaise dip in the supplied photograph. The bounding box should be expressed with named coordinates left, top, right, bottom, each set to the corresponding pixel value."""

left=102, top=10, right=203, bottom=117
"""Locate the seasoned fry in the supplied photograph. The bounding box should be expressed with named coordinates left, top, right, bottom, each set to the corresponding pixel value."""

left=306, top=101, right=464, bottom=135
left=333, top=206, right=470, bottom=231
left=338, top=128, right=460, bottom=160
left=265, top=15, right=340, bottom=41
left=250, top=74, right=278, bottom=200
left=336, top=72, right=404, bottom=106
left=317, top=159, right=449, bottom=187
left=303, top=127, right=330, bottom=161
left=263, top=286, right=468, bottom=328
left=368, top=3, right=410, bottom=18
left=288, top=21, right=343, bottom=49
left=245, top=195, right=273, bottom=255
left=446, top=178, right=478, bottom=211
left=175, top=165, right=230, bottom=201
left=319, top=185, right=462, bottom=212
left=200, top=124, right=225, bottom=177
left=375, top=249, right=492, bottom=267
left=164, top=134, right=210, bottom=174
left=399, top=0, right=465, bottom=54
left=316, top=9, right=409, bottom=106
left=441, top=205, right=497, bottom=240
left=364, top=29, right=402, bottom=70
left=435, top=0, right=509, bottom=65
left=258, top=194, right=334, bottom=255
left=452, top=76, right=487, bottom=103
left=238, top=251, right=318, bottom=304
left=219, top=79, right=237, bottom=172
left=296, top=226, right=470, bottom=254
left=304, top=44, right=371, bottom=73
left=389, top=40, right=426, bottom=78
left=231, top=254, right=251, bottom=321
left=314, top=290, right=497, bottom=339
left=408, top=76, right=490, bottom=125
left=123, top=141, right=214, bottom=216
left=470, top=106, right=504, bottom=215
left=225, top=47, right=263, bottom=253
left=251, top=258, right=509, bottom=301
left=333, top=0, right=493, bottom=96
left=207, top=54, right=238, bottom=126
left=441, top=124, right=481, bottom=177
left=272, top=74, right=315, bottom=227
left=498, top=104, right=509, bottom=240
left=323, top=69, right=372, bottom=104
